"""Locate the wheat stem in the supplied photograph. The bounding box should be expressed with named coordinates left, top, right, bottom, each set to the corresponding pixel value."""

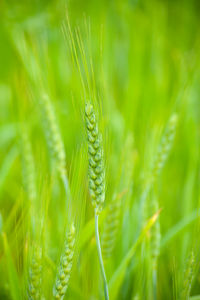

left=153, top=269, right=157, bottom=300
left=95, top=213, right=109, bottom=300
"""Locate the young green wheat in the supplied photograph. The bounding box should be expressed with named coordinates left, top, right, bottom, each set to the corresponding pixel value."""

left=39, top=94, right=71, bottom=205
left=102, top=194, right=121, bottom=259
left=151, top=114, right=178, bottom=183
left=85, top=102, right=105, bottom=214
left=21, top=128, right=37, bottom=203
left=40, top=94, right=66, bottom=179
left=27, top=243, right=42, bottom=300
left=53, top=223, right=75, bottom=300
left=142, top=113, right=178, bottom=223
left=85, top=102, right=109, bottom=300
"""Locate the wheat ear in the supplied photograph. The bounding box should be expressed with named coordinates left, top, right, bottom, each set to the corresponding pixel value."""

left=142, top=115, right=177, bottom=298
left=27, top=244, right=42, bottom=300
left=85, top=102, right=109, bottom=300
left=53, top=223, right=75, bottom=300
left=40, top=94, right=66, bottom=177
left=102, top=194, right=121, bottom=259
left=40, top=94, right=71, bottom=201
left=21, top=128, right=37, bottom=203
left=150, top=115, right=178, bottom=297
left=151, top=114, right=178, bottom=182
left=142, top=113, right=178, bottom=223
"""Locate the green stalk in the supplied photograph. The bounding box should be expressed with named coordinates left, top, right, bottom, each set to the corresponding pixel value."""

left=95, top=213, right=109, bottom=300
left=153, top=269, right=157, bottom=300
left=61, top=173, right=71, bottom=213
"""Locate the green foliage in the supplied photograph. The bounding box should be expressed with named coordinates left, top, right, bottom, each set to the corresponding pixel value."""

left=0, top=0, right=200, bottom=299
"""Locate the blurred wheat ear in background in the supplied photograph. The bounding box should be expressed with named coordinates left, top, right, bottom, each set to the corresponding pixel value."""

left=53, top=223, right=75, bottom=300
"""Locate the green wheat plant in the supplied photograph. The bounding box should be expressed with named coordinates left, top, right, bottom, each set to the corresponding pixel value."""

left=39, top=93, right=71, bottom=203
left=20, top=127, right=37, bottom=204
left=0, top=1, right=200, bottom=300
left=53, top=223, right=75, bottom=300
left=85, top=102, right=109, bottom=300
left=150, top=114, right=178, bottom=183
left=39, top=94, right=67, bottom=178
left=140, top=113, right=178, bottom=299
left=27, top=243, right=42, bottom=300
left=102, top=193, right=121, bottom=259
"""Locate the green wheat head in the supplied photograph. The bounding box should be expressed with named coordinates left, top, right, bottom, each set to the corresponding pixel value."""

left=142, top=113, right=178, bottom=224
left=27, top=244, right=42, bottom=300
left=102, top=194, right=121, bottom=259
left=53, top=223, right=75, bottom=300
left=40, top=94, right=66, bottom=178
left=151, top=114, right=178, bottom=182
left=85, top=102, right=105, bottom=215
left=21, top=128, right=37, bottom=203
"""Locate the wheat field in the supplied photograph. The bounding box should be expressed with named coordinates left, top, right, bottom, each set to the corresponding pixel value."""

left=0, top=0, right=200, bottom=299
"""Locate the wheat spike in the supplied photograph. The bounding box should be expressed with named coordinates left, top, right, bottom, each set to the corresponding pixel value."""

left=21, top=128, right=37, bottom=202
left=53, top=223, right=75, bottom=300
left=40, top=94, right=66, bottom=178
left=27, top=244, right=42, bottom=300
left=142, top=114, right=178, bottom=225
left=102, top=195, right=121, bottom=259
left=85, top=102, right=105, bottom=215
left=85, top=102, right=109, bottom=299
left=151, top=114, right=178, bottom=182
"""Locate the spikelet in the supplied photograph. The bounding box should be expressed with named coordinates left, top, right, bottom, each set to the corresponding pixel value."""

left=85, top=103, right=105, bottom=215
left=27, top=244, right=42, bottom=300
left=102, top=195, right=121, bottom=259
left=21, top=128, right=37, bottom=202
left=151, top=114, right=178, bottom=182
left=150, top=197, right=161, bottom=271
left=180, top=251, right=195, bottom=300
left=40, top=94, right=66, bottom=178
left=53, top=223, right=75, bottom=300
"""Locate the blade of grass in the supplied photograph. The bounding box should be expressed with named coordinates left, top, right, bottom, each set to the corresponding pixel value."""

left=161, top=209, right=200, bottom=249
left=79, top=208, right=107, bottom=249
left=109, top=210, right=161, bottom=299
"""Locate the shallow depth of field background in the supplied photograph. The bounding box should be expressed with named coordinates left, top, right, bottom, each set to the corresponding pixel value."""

left=0, top=0, right=200, bottom=299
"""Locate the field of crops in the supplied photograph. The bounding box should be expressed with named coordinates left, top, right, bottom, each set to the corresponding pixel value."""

left=0, top=0, right=200, bottom=299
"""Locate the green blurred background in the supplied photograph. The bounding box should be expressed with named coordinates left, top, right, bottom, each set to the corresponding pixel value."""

left=0, top=0, right=200, bottom=299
